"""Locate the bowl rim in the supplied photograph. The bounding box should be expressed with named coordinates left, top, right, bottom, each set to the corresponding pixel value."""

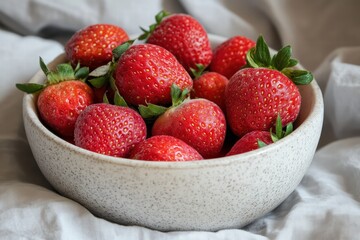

left=23, top=36, right=324, bottom=170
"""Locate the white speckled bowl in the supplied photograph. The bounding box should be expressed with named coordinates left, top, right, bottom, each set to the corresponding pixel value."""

left=22, top=34, right=324, bottom=231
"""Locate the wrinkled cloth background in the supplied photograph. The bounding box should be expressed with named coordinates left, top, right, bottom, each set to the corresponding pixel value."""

left=1, top=0, right=360, bottom=239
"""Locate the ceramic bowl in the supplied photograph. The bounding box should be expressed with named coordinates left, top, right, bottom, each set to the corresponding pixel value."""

left=22, top=34, right=324, bottom=231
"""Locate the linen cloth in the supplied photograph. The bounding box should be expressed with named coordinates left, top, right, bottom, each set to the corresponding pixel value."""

left=1, top=0, right=360, bottom=239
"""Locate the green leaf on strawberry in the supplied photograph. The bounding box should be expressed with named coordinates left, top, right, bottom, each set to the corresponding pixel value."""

left=138, top=10, right=170, bottom=41
left=40, top=56, right=50, bottom=75
left=16, top=57, right=89, bottom=94
left=89, top=63, right=111, bottom=77
left=255, top=115, right=294, bottom=149
left=44, top=58, right=89, bottom=83
left=190, top=64, right=206, bottom=79
left=138, top=84, right=190, bottom=119
left=87, top=40, right=135, bottom=91
left=139, top=103, right=168, bottom=119
left=257, top=140, right=268, bottom=148
left=171, top=84, right=190, bottom=107
left=253, top=36, right=271, bottom=67
left=112, top=40, right=135, bottom=60
left=282, top=69, right=313, bottom=85
left=15, top=83, right=44, bottom=93
left=88, top=63, right=113, bottom=89
left=268, top=115, right=293, bottom=145
left=74, top=66, right=90, bottom=80
left=272, top=45, right=291, bottom=71
left=246, top=35, right=313, bottom=85
left=114, top=91, right=128, bottom=107
left=88, top=76, right=108, bottom=88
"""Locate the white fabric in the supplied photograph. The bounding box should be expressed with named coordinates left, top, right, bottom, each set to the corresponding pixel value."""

left=1, top=0, right=360, bottom=239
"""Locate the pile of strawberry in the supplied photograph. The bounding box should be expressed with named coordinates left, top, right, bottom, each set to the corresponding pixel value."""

left=17, top=11, right=313, bottom=161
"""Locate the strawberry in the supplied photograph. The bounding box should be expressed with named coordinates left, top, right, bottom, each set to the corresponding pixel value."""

left=129, top=135, right=203, bottom=161
left=92, top=84, right=115, bottom=104
left=74, top=103, right=147, bottom=157
left=226, top=115, right=293, bottom=156
left=140, top=11, right=213, bottom=72
left=114, top=43, right=193, bottom=106
left=16, top=58, right=93, bottom=140
left=65, top=24, right=129, bottom=70
left=140, top=85, right=226, bottom=159
left=226, top=131, right=273, bottom=156
left=210, top=35, right=255, bottom=79
left=225, top=36, right=313, bottom=137
left=36, top=81, right=94, bottom=140
left=190, top=64, right=229, bottom=112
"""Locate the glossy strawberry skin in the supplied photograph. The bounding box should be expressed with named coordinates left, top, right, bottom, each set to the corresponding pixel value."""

left=152, top=98, right=226, bottom=159
left=191, top=72, right=229, bottom=112
left=129, top=135, right=203, bottom=161
left=115, top=44, right=193, bottom=106
left=225, top=68, right=301, bottom=137
left=74, top=103, right=147, bottom=157
left=65, top=24, right=129, bottom=70
left=147, top=14, right=212, bottom=71
left=93, top=85, right=115, bottom=104
left=210, top=36, right=255, bottom=79
left=226, top=131, right=273, bottom=156
left=37, top=80, right=94, bottom=139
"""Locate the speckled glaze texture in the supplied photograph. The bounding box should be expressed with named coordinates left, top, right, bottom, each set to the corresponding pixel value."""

left=23, top=35, right=324, bottom=231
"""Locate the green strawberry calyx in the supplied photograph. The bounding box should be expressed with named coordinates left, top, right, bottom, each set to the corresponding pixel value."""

left=258, top=114, right=293, bottom=147
left=86, top=39, right=136, bottom=105
left=190, top=64, right=206, bottom=79
left=246, top=36, right=313, bottom=85
left=112, top=40, right=135, bottom=60
left=138, top=10, right=171, bottom=41
left=88, top=39, right=135, bottom=90
left=92, top=64, right=129, bottom=108
left=16, top=57, right=89, bottom=94
left=138, top=84, right=190, bottom=119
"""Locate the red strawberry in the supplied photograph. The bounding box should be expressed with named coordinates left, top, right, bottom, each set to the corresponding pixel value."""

left=226, top=116, right=293, bottom=156
left=144, top=85, right=226, bottom=159
left=65, top=24, right=129, bottom=70
left=129, top=135, right=203, bottom=161
left=114, top=43, right=193, bottom=106
left=37, top=81, right=94, bottom=139
left=225, top=36, right=313, bottom=137
left=226, top=131, right=273, bottom=156
left=16, top=58, right=94, bottom=140
left=226, top=67, right=300, bottom=136
left=210, top=35, right=255, bottom=79
left=191, top=65, right=229, bottom=112
left=141, top=11, right=212, bottom=72
left=74, top=103, right=147, bottom=157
